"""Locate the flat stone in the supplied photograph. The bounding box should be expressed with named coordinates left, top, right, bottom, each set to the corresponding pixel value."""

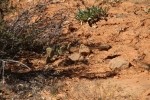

left=140, top=63, right=150, bottom=70
left=52, top=59, right=64, bottom=67
left=132, top=60, right=150, bottom=70
left=98, top=44, right=111, bottom=51
left=68, top=53, right=81, bottom=61
left=109, top=57, right=130, bottom=70
left=69, top=46, right=79, bottom=53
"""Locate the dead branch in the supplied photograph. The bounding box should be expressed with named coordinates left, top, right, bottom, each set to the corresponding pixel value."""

left=0, top=59, right=31, bottom=71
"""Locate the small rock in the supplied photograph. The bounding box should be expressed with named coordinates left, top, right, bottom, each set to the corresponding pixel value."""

left=69, top=46, right=79, bottom=53
left=140, top=63, right=150, bottom=70
left=68, top=53, right=81, bottom=61
left=57, top=93, right=66, bottom=99
left=52, top=59, right=64, bottom=67
left=98, top=44, right=111, bottom=51
left=132, top=60, right=150, bottom=70
left=63, top=21, right=70, bottom=25
left=79, top=55, right=84, bottom=61
left=79, top=44, right=91, bottom=55
left=92, top=24, right=98, bottom=28
left=115, top=13, right=127, bottom=18
left=109, top=57, right=129, bottom=70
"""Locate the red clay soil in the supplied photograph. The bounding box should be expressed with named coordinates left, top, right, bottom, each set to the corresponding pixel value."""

left=0, top=0, right=150, bottom=100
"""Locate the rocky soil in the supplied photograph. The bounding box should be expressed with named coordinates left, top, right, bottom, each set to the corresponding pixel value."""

left=0, top=0, right=150, bottom=100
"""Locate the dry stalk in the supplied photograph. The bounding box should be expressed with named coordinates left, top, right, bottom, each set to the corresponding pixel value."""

left=0, top=59, right=31, bottom=84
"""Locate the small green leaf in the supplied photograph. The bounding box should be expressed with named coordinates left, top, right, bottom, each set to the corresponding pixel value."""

left=75, top=6, right=107, bottom=25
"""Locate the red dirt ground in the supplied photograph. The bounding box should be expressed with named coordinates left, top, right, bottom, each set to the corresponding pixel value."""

left=1, top=0, right=150, bottom=100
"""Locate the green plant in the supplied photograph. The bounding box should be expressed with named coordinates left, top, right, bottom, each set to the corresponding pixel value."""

left=75, top=6, right=107, bottom=26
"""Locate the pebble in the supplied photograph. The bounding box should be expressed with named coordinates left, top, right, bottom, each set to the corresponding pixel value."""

left=109, top=57, right=130, bottom=70
left=79, top=44, right=91, bottom=55
left=68, top=53, right=81, bottom=61
left=98, top=44, right=111, bottom=51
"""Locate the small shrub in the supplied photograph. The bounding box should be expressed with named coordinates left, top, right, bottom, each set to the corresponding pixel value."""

left=0, top=7, right=67, bottom=58
left=75, top=6, right=107, bottom=26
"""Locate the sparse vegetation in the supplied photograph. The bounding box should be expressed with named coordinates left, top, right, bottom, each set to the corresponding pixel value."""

left=0, top=0, right=150, bottom=100
left=75, top=6, right=107, bottom=26
left=0, top=5, right=66, bottom=58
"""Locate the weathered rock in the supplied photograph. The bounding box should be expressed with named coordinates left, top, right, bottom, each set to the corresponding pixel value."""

left=52, top=59, right=65, bottom=67
left=106, top=45, right=139, bottom=62
left=69, top=46, right=79, bottom=53
left=109, top=57, right=130, bottom=70
left=68, top=53, right=85, bottom=62
left=132, top=60, right=150, bottom=70
left=140, top=63, right=150, bottom=70
left=68, top=53, right=83, bottom=61
left=92, top=24, right=98, bottom=28
left=98, top=44, right=111, bottom=51
left=79, top=44, right=91, bottom=55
